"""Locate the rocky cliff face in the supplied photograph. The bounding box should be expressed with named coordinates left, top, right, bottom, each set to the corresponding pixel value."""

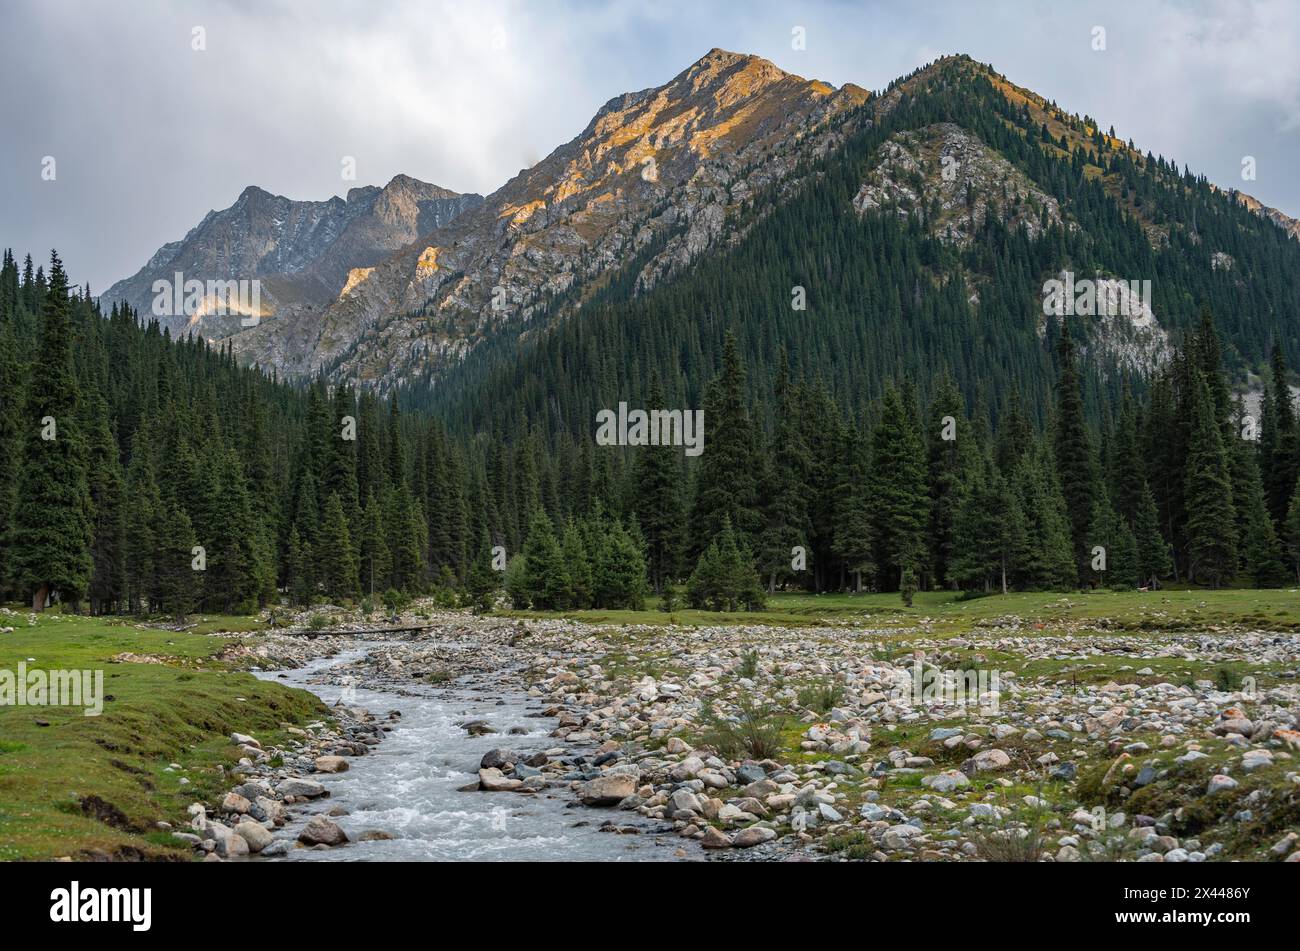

left=223, top=48, right=870, bottom=387
left=100, top=176, right=481, bottom=339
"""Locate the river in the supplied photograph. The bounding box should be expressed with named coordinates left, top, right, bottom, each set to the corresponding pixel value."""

left=254, top=644, right=694, bottom=861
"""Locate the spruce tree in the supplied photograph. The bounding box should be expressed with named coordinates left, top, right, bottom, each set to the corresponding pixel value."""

left=592, top=518, right=649, bottom=610
left=9, top=252, right=94, bottom=609
left=1052, top=323, right=1099, bottom=582
left=757, top=359, right=812, bottom=592
left=155, top=500, right=199, bottom=622
left=689, top=332, right=762, bottom=556
left=466, top=531, right=501, bottom=613
left=561, top=520, right=594, bottom=608
left=833, top=425, right=875, bottom=592
left=1184, top=374, right=1238, bottom=587
left=285, top=524, right=313, bottom=608
left=0, top=319, right=23, bottom=597
left=1133, top=482, right=1172, bottom=588
left=633, top=372, right=686, bottom=593
left=358, top=489, right=390, bottom=599
left=1261, top=343, right=1298, bottom=526
left=1016, top=446, right=1077, bottom=591
left=1283, top=476, right=1300, bottom=584
left=1234, top=443, right=1287, bottom=587
left=925, top=372, right=966, bottom=588
left=86, top=398, right=127, bottom=614
left=319, top=491, right=359, bottom=600
left=869, top=383, right=929, bottom=590
left=519, top=511, right=568, bottom=609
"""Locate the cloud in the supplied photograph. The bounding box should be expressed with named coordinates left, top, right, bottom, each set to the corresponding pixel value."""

left=1, top=0, right=1297, bottom=290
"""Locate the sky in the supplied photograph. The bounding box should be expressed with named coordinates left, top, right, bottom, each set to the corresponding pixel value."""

left=3, top=0, right=1300, bottom=292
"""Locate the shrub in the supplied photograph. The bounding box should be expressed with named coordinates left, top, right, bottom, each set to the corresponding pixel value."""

left=697, top=697, right=788, bottom=761
left=797, top=679, right=845, bottom=714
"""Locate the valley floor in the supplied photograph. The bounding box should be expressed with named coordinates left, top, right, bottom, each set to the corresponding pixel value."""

left=2, top=588, right=1299, bottom=862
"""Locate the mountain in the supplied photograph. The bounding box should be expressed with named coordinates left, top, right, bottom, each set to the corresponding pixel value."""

left=415, top=52, right=1300, bottom=443
left=207, top=49, right=869, bottom=384
left=100, top=175, right=482, bottom=339
left=108, top=49, right=1300, bottom=402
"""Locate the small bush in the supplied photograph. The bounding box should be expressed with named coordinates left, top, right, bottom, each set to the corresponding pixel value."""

left=1214, top=665, right=1243, bottom=692
left=797, top=679, right=845, bottom=714
left=969, top=794, right=1052, bottom=862
left=697, top=696, right=787, bottom=760
left=738, top=650, right=760, bottom=679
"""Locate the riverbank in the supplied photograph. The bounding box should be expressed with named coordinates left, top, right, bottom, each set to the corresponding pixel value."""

left=0, top=609, right=328, bottom=860
left=4, top=589, right=1300, bottom=862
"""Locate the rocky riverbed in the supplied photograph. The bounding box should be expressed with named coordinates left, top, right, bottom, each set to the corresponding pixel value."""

left=185, top=605, right=1300, bottom=862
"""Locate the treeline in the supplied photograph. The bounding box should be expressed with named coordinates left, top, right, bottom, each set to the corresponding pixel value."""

left=0, top=250, right=483, bottom=616
left=502, top=310, right=1300, bottom=603
left=1, top=249, right=1297, bottom=621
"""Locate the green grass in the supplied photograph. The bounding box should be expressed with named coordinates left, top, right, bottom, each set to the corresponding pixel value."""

left=0, top=611, right=327, bottom=861
left=493, top=588, right=1300, bottom=632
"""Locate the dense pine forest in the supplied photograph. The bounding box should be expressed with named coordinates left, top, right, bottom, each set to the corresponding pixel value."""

left=1, top=243, right=1298, bottom=618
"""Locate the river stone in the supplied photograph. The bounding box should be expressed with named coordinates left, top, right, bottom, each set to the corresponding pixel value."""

left=579, top=773, right=637, bottom=805
left=1050, top=762, right=1078, bottom=782
left=733, top=826, right=776, bottom=848
left=314, top=756, right=349, bottom=773
left=883, top=824, right=923, bottom=850
left=669, top=789, right=703, bottom=814
left=480, top=748, right=519, bottom=770
left=1207, top=774, right=1239, bottom=794
left=669, top=756, right=704, bottom=781
left=921, top=770, right=969, bottom=793
left=1213, top=718, right=1254, bottom=737
left=735, top=764, right=767, bottom=785
left=277, top=778, right=327, bottom=799
left=215, top=829, right=250, bottom=858
left=478, top=767, right=523, bottom=792
left=298, top=815, right=349, bottom=847
left=221, top=792, right=251, bottom=814
left=700, top=826, right=733, bottom=849
left=961, top=749, right=1011, bottom=774
left=234, top=819, right=274, bottom=853
left=230, top=732, right=261, bottom=749
left=251, top=796, right=286, bottom=825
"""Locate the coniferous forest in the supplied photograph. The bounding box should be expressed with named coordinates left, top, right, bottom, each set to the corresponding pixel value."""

left=1, top=245, right=1298, bottom=619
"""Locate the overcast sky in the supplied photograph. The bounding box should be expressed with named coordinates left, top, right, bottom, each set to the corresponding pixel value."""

left=3, top=0, right=1299, bottom=291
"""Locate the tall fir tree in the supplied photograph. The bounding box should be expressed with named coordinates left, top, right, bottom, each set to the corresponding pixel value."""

left=689, top=332, right=762, bottom=556
left=9, top=252, right=94, bottom=609
left=633, top=372, right=686, bottom=593
left=1052, top=322, right=1099, bottom=582
left=869, top=383, right=929, bottom=590
left=1184, top=374, right=1238, bottom=587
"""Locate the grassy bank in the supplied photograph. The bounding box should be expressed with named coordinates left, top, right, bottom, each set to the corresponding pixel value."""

left=0, top=611, right=327, bottom=861
left=496, top=587, right=1300, bottom=634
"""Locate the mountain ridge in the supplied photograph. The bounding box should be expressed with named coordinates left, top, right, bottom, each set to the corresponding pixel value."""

left=105, top=49, right=1300, bottom=393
